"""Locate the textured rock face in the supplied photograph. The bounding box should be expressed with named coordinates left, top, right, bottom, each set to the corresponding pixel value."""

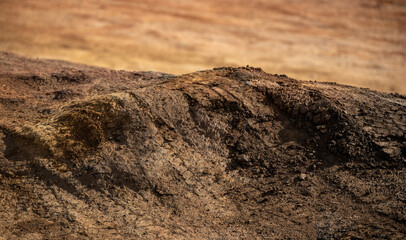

left=0, top=52, right=405, bottom=239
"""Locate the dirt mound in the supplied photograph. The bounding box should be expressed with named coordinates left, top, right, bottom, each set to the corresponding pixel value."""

left=0, top=52, right=405, bottom=239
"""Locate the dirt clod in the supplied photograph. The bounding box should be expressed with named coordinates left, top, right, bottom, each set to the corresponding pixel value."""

left=0, top=52, right=405, bottom=239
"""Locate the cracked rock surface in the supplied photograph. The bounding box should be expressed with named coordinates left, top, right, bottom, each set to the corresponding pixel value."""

left=0, top=52, right=405, bottom=239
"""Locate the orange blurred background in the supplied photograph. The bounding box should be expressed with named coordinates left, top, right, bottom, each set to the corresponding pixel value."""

left=0, top=0, right=405, bottom=93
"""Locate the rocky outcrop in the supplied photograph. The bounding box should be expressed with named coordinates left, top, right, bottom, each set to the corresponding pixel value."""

left=0, top=52, right=405, bottom=239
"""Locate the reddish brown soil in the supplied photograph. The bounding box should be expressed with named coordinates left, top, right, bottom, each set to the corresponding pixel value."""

left=0, top=52, right=405, bottom=239
left=0, top=0, right=405, bottom=93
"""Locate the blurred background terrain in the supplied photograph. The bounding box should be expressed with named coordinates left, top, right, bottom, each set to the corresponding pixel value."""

left=0, top=0, right=405, bottom=93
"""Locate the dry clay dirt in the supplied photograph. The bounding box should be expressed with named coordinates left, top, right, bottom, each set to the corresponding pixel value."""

left=0, top=0, right=405, bottom=94
left=0, top=52, right=405, bottom=239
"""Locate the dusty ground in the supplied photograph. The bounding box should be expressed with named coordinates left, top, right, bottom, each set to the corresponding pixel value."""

left=0, top=52, right=405, bottom=239
left=0, top=0, right=405, bottom=93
